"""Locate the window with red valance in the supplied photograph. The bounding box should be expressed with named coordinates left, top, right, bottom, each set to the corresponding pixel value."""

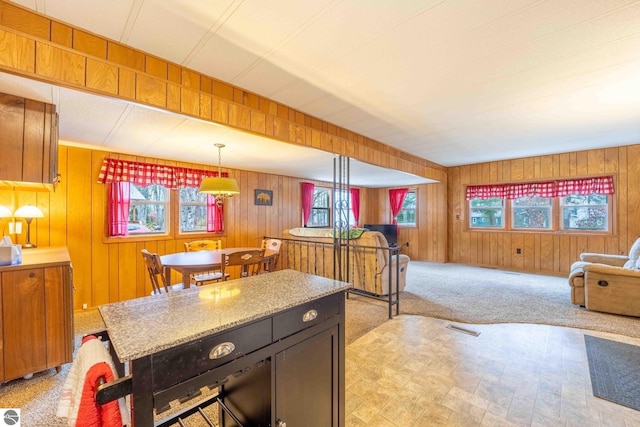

left=98, top=158, right=227, bottom=237
left=466, top=176, right=614, bottom=232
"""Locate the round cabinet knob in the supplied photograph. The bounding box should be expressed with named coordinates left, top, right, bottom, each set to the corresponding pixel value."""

left=302, top=309, right=318, bottom=322
left=209, top=342, right=235, bottom=360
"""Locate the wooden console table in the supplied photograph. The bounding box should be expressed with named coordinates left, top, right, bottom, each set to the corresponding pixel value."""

left=0, top=247, right=73, bottom=383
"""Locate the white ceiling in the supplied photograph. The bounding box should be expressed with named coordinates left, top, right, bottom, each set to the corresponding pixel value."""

left=4, top=0, right=640, bottom=183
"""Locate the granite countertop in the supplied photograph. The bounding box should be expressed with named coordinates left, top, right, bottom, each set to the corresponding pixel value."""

left=99, top=269, right=351, bottom=361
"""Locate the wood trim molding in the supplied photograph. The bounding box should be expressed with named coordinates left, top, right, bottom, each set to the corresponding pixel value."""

left=0, top=0, right=446, bottom=182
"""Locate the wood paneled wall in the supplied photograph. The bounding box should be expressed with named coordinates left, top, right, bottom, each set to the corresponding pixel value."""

left=0, top=145, right=401, bottom=310
left=363, top=184, right=448, bottom=263
left=0, top=0, right=445, bottom=182
left=447, top=145, right=640, bottom=275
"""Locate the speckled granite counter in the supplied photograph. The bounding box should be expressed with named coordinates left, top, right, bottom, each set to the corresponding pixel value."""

left=99, top=269, right=351, bottom=362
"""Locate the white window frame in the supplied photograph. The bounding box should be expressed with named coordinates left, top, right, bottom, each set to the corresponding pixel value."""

left=511, top=196, right=553, bottom=230
left=127, top=183, right=170, bottom=236
left=396, top=190, right=417, bottom=227
left=178, top=187, right=208, bottom=234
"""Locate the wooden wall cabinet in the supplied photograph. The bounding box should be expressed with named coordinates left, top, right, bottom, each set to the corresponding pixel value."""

left=0, top=92, right=59, bottom=186
left=0, top=247, right=73, bottom=383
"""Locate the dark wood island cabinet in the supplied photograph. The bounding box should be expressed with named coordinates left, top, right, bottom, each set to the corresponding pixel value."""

left=99, top=269, right=351, bottom=427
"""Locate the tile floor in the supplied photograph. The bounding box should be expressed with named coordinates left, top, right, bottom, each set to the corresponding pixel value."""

left=344, top=315, right=640, bottom=427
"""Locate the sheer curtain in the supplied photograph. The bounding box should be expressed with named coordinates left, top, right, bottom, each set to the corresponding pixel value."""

left=349, top=188, right=360, bottom=227
left=108, top=182, right=130, bottom=236
left=389, top=188, right=409, bottom=225
left=301, top=182, right=315, bottom=226
left=206, top=194, right=223, bottom=232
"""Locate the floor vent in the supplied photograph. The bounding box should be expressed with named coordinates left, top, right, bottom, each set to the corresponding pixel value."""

left=446, top=324, right=481, bottom=337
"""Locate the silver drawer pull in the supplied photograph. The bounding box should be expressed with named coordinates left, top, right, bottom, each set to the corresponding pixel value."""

left=302, top=309, right=318, bottom=322
left=209, top=342, right=235, bottom=360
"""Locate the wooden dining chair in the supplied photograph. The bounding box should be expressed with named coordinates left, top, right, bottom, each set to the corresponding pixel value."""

left=183, top=239, right=225, bottom=285
left=221, top=249, right=265, bottom=280
left=183, top=239, right=222, bottom=252
left=141, top=249, right=184, bottom=294
left=260, top=238, right=282, bottom=272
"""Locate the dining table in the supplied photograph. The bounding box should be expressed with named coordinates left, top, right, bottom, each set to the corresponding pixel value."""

left=160, top=247, right=277, bottom=288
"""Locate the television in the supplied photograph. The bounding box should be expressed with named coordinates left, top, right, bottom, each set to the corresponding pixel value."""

left=363, top=224, right=398, bottom=247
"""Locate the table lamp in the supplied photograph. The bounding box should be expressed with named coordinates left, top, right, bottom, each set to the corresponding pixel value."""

left=0, top=205, right=12, bottom=236
left=14, top=205, right=44, bottom=248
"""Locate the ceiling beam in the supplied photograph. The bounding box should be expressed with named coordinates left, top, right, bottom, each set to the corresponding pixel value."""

left=0, top=0, right=446, bottom=182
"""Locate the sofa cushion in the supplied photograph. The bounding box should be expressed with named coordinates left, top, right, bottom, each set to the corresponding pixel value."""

left=628, top=237, right=640, bottom=263
left=569, top=261, right=588, bottom=287
left=287, top=227, right=332, bottom=238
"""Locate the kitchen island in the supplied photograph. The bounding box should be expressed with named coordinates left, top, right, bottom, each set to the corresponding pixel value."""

left=99, top=269, right=351, bottom=427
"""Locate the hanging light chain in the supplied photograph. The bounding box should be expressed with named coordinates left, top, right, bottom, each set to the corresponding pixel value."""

left=215, top=143, right=225, bottom=177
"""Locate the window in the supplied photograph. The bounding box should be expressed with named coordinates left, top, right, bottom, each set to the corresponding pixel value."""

left=512, top=196, right=552, bottom=230
left=179, top=187, right=208, bottom=233
left=468, top=193, right=610, bottom=232
left=306, top=188, right=357, bottom=228
left=561, top=194, right=608, bottom=231
left=334, top=190, right=356, bottom=227
left=129, top=183, right=169, bottom=234
left=470, top=198, right=504, bottom=228
left=396, top=191, right=417, bottom=226
left=308, top=188, right=330, bottom=227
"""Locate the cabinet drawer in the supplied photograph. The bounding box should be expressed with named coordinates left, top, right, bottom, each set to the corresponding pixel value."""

left=273, top=293, right=341, bottom=341
left=152, top=318, right=272, bottom=391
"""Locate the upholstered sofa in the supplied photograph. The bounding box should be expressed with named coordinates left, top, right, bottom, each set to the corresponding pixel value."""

left=281, top=228, right=410, bottom=296
left=568, top=237, right=640, bottom=316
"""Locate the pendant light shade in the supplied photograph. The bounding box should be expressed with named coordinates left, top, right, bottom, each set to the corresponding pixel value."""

left=199, top=176, right=240, bottom=196
left=199, top=143, right=239, bottom=201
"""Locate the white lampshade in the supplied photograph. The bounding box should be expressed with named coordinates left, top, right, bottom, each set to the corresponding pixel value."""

left=0, top=205, right=12, bottom=218
left=14, top=205, right=44, bottom=219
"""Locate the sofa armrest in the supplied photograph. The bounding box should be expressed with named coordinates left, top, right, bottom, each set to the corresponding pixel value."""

left=580, top=253, right=628, bottom=266
left=584, top=263, right=640, bottom=279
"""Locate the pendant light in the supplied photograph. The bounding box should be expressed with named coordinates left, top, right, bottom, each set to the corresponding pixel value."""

left=199, top=143, right=240, bottom=205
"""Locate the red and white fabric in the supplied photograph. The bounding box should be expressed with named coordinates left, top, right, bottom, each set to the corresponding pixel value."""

left=57, top=335, right=130, bottom=427
left=97, top=158, right=227, bottom=189
left=466, top=176, right=614, bottom=200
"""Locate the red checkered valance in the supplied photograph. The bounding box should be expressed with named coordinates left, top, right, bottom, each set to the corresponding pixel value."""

left=97, top=158, right=227, bottom=189
left=466, top=176, right=614, bottom=200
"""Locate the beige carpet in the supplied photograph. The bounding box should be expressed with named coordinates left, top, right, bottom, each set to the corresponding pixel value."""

left=347, top=261, right=640, bottom=343
left=2, top=262, right=639, bottom=426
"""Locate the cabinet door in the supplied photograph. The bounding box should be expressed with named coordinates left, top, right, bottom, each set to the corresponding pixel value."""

left=45, top=266, right=73, bottom=368
left=275, top=325, right=339, bottom=427
left=0, top=94, right=25, bottom=181
left=2, top=269, right=47, bottom=380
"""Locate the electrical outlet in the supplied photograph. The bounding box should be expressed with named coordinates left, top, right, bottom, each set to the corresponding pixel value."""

left=82, top=303, right=87, bottom=310
left=516, top=248, right=521, bottom=254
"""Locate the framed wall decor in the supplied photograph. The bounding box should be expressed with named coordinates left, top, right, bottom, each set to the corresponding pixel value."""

left=254, top=189, right=273, bottom=206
